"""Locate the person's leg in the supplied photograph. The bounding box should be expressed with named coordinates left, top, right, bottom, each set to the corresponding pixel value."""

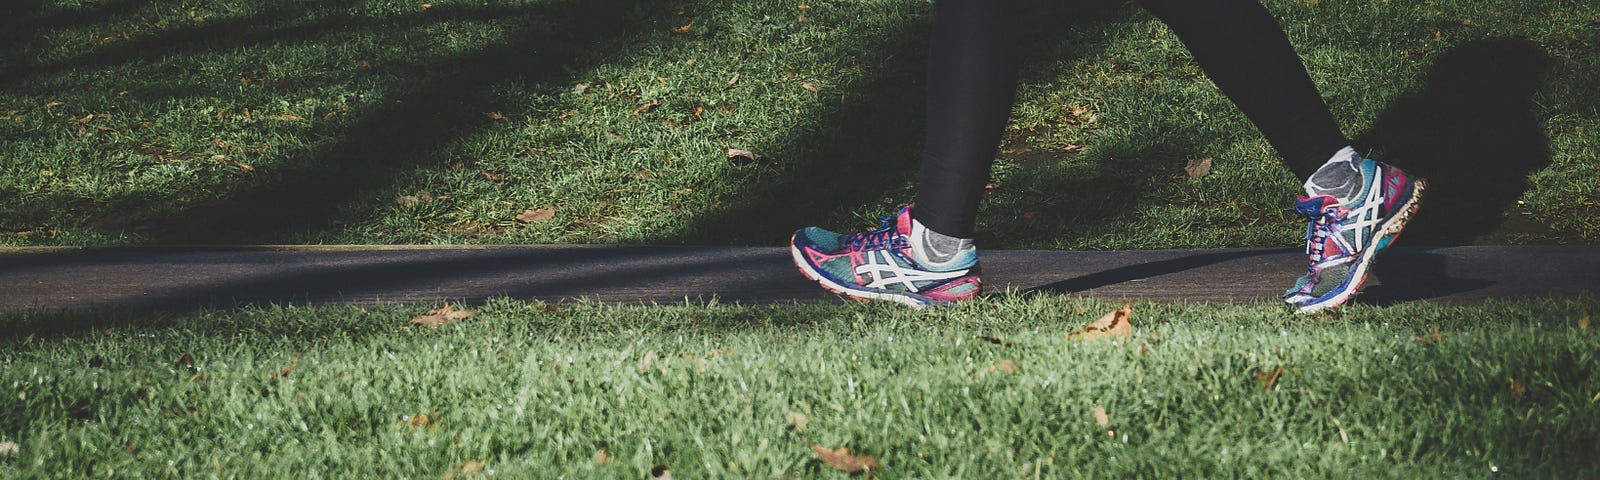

left=789, top=0, right=1015, bottom=307
left=912, top=0, right=1020, bottom=241
left=1135, top=0, right=1349, bottom=184
left=1137, top=0, right=1425, bottom=313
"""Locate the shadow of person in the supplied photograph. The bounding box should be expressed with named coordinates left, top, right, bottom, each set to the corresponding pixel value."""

left=1356, top=38, right=1552, bottom=305
left=1358, top=38, right=1553, bottom=246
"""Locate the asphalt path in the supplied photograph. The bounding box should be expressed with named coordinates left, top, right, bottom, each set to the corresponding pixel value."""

left=1, top=245, right=1595, bottom=311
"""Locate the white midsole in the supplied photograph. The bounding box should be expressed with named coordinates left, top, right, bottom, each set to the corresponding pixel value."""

left=1295, top=179, right=1426, bottom=314
left=789, top=243, right=931, bottom=308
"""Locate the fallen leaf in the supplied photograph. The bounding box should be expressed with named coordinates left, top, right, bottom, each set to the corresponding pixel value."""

left=798, top=2, right=811, bottom=10
left=515, top=207, right=556, bottom=224
left=800, top=82, right=818, bottom=92
left=634, top=100, right=661, bottom=115
left=212, top=138, right=230, bottom=150
left=726, top=148, right=762, bottom=165
left=1184, top=157, right=1213, bottom=178
left=812, top=445, right=879, bottom=474
left=175, top=352, right=194, bottom=369
left=987, top=359, right=1021, bottom=374
left=1580, top=312, right=1589, bottom=332
left=1071, top=305, right=1133, bottom=341
left=595, top=449, right=612, bottom=464
left=483, top=111, right=507, bottom=121
left=1255, top=365, right=1285, bottom=390
left=480, top=169, right=503, bottom=182
left=276, top=113, right=304, bottom=121
left=1093, top=405, right=1109, bottom=427
left=187, top=10, right=204, bottom=22
left=400, top=413, right=432, bottom=429
left=278, top=356, right=300, bottom=377
left=638, top=351, right=658, bottom=372
left=692, top=105, right=704, bottom=118
left=410, top=304, right=477, bottom=327
left=671, top=22, right=694, bottom=33
left=1414, top=324, right=1445, bottom=344
left=1299, top=0, right=1320, bottom=6
left=725, top=73, right=740, bottom=87
left=1510, top=378, right=1526, bottom=400
left=0, top=441, right=17, bottom=457
left=443, top=459, right=484, bottom=479
left=573, top=82, right=590, bottom=94
left=418, top=3, right=432, bottom=11
left=786, top=411, right=808, bottom=431
left=397, top=195, right=422, bottom=207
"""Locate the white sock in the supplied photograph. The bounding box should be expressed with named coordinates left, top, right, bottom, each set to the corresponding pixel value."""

left=1303, top=146, right=1363, bottom=204
left=909, top=219, right=974, bottom=267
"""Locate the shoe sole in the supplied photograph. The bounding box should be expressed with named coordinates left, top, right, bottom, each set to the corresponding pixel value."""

left=1294, top=178, right=1427, bottom=314
left=788, top=234, right=946, bottom=308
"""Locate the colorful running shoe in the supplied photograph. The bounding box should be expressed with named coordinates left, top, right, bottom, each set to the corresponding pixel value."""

left=1284, top=157, right=1425, bottom=314
left=790, top=205, right=980, bottom=307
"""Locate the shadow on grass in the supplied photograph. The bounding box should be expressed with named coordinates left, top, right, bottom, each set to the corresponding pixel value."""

left=1358, top=38, right=1552, bottom=306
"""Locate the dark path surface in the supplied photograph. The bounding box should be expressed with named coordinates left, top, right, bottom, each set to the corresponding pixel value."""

left=1, top=246, right=1595, bottom=310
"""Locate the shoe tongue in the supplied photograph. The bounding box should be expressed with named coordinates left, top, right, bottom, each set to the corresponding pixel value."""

left=895, top=204, right=915, bottom=235
left=1294, top=195, right=1340, bottom=217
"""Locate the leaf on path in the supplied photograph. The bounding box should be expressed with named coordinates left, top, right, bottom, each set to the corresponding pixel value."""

left=1185, top=157, right=1213, bottom=178
left=812, top=445, right=879, bottom=474
left=1093, top=405, right=1109, bottom=427
left=1070, top=306, right=1133, bottom=341
left=515, top=207, right=556, bottom=224
left=726, top=148, right=762, bottom=165
left=1255, top=365, right=1285, bottom=390
left=634, top=100, right=661, bottom=115
left=410, top=304, right=476, bottom=327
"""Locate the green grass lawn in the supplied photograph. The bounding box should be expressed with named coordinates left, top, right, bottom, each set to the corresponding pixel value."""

left=1, top=0, right=1596, bottom=247
left=3, top=297, right=1597, bottom=477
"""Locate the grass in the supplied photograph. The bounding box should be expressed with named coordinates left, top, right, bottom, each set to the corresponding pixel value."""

left=1, top=0, right=1597, bottom=247
left=2, top=297, right=1598, bottom=477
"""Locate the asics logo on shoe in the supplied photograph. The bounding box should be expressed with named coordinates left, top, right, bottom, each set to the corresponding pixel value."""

left=855, top=250, right=971, bottom=292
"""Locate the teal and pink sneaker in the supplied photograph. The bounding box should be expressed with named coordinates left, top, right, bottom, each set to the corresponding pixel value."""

left=790, top=205, right=980, bottom=307
left=1284, top=157, right=1425, bottom=314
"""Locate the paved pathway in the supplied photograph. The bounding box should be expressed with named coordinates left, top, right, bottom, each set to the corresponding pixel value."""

left=1, top=246, right=1594, bottom=310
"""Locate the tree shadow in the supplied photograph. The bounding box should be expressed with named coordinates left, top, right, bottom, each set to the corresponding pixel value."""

left=1355, top=38, right=1553, bottom=305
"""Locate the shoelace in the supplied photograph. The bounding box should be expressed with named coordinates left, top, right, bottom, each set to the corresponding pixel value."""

left=1303, top=206, right=1344, bottom=265
left=843, top=216, right=902, bottom=251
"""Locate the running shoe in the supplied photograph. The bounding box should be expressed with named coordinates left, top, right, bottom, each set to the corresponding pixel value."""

left=790, top=205, right=980, bottom=307
left=1284, top=157, right=1425, bottom=314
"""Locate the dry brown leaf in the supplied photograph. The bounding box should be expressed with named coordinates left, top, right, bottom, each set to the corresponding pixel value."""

left=410, top=304, right=477, bottom=327
left=1093, top=405, right=1109, bottom=427
left=0, top=441, right=17, bottom=457
left=1299, top=0, right=1320, bottom=6
left=480, top=169, right=503, bottom=183
left=1414, top=324, right=1445, bottom=344
left=725, top=74, right=740, bottom=87
left=812, top=445, right=879, bottom=474
left=638, top=351, right=658, bottom=372
left=671, top=22, right=694, bottom=33
left=572, top=82, right=590, bottom=94
left=483, top=111, right=507, bottom=121
left=276, top=113, right=304, bottom=122
left=212, top=138, right=230, bottom=150
left=988, top=359, right=1021, bottom=374
left=1185, top=157, right=1213, bottom=178
left=800, top=82, right=818, bottom=92
left=187, top=10, right=204, bottom=22
left=1509, top=378, right=1526, bottom=400
left=515, top=207, right=556, bottom=224
left=1071, top=306, right=1133, bottom=341
left=692, top=105, right=704, bottom=118
left=175, top=352, right=194, bottom=369
left=726, top=148, right=762, bottom=165
left=1255, top=365, right=1285, bottom=390
left=786, top=411, right=808, bottom=431
left=1580, top=312, right=1589, bottom=332
left=595, top=449, right=612, bottom=464
left=634, top=100, right=661, bottom=115
left=278, top=356, right=300, bottom=377
left=418, top=3, right=432, bottom=11
left=443, top=459, right=484, bottom=479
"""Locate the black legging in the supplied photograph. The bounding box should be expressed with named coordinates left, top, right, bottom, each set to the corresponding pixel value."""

left=915, top=0, right=1350, bottom=238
